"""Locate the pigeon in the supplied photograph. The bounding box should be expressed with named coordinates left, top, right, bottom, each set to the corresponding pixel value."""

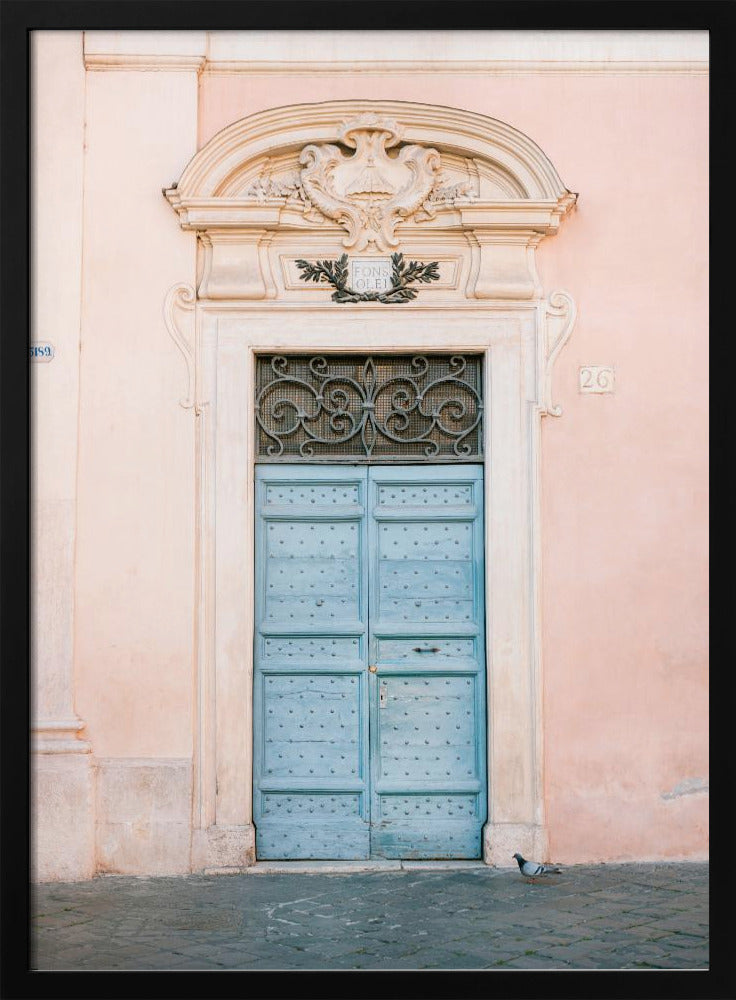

left=513, top=853, right=562, bottom=877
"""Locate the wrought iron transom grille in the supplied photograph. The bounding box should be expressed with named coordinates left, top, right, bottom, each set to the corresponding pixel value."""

left=255, top=354, right=483, bottom=463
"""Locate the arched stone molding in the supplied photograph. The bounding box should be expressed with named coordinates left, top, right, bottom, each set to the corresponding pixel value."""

left=165, top=100, right=576, bottom=302
left=165, top=100, right=577, bottom=871
left=168, top=100, right=572, bottom=200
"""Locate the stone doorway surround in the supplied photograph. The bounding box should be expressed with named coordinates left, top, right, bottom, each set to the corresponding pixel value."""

left=164, top=100, right=577, bottom=870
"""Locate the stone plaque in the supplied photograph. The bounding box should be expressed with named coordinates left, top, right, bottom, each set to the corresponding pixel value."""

left=579, top=365, right=615, bottom=394
left=349, top=258, right=392, bottom=294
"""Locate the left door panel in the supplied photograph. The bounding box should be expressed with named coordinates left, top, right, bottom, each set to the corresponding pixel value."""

left=254, top=466, right=370, bottom=859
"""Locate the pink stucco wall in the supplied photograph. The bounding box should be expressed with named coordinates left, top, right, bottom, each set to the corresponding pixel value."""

left=534, top=80, right=708, bottom=861
left=74, top=69, right=199, bottom=760
left=198, top=72, right=708, bottom=861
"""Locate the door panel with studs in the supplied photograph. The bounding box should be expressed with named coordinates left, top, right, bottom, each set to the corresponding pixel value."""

left=254, top=467, right=370, bottom=859
left=254, top=464, right=486, bottom=859
left=368, top=466, right=486, bottom=858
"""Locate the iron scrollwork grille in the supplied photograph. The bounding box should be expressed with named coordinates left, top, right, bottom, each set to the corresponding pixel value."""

left=255, top=354, right=483, bottom=463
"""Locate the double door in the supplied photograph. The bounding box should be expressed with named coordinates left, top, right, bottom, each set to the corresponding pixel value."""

left=253, top=464, right=486, bottom=859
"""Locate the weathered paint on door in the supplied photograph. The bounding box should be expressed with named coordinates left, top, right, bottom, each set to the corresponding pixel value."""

left=367, top=466, right=487, bottom=858
left=253, top=467, right=370, bottom=859
left=254, top=465, right=486, bottom=859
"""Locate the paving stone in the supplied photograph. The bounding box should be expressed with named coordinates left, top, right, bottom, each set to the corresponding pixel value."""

left=31, top=862, right=708, bottom=972
left=390, top=947, right=485, bottom=969
left=660, top=949, right=708, bottom=967
left=664, top=931, right=710, bottom=949
left=501, top=954, right=568, bottom=969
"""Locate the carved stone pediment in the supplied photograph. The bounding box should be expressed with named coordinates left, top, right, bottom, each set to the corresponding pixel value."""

left=165, top=100, right=576, bottom=300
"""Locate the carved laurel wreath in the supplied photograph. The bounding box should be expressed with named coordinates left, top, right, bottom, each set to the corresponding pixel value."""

left=295, top=252, right=440, bottom=304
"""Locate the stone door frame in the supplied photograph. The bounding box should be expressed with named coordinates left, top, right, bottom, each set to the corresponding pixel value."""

left=163, top=100, right=577, bottom=870
left=186, top=302, right=570, bottom=870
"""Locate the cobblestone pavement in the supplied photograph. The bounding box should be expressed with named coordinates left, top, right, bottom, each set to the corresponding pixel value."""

left=31, top=861, right=708, bottom=971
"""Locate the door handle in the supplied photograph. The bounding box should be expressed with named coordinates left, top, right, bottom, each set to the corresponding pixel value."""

left=368, top=664, right=378, bottom=673
left=413, top=647, right=440, bottom=654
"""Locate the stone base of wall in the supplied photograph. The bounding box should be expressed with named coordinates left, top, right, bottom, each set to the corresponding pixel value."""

left=483, top=822, right=549, bottom=867
left=33, top=757, right=259, bottom=880
left=33, top=752, right=95, bottom=882
left=191, top=824, right=256, bottom=873
left=94, top=758, right=192, bottom=876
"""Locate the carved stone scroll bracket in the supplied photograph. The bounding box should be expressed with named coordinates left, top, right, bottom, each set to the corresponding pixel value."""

left=541, top=290, right=577, bottom=417
left=163, top=282, right=196, bottom=409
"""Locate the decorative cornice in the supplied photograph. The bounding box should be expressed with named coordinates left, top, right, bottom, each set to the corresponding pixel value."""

left=200, top=59, right=708, bottom=77
left=84, top=53, right=206, bottom=72
left=83, top=53, right=707, bottom=76
left=84, top=29, right=707, bottom=77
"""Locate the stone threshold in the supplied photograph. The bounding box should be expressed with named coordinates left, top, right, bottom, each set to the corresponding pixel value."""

left=243, top=860, right=489, bottom=874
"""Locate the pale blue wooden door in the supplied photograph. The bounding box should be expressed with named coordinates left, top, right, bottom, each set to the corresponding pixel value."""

left=254, top=464, right=486, bottom=859
left=367, top=466, right=487, bottom=858
left=253, top=466, right=370, bottom=858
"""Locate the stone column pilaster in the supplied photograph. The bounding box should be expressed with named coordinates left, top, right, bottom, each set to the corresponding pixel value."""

left=31, top=30, right=94, bottom=881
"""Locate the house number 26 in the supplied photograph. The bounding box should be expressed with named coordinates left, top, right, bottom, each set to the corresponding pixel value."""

left=579, top=365, right=615, bottom=394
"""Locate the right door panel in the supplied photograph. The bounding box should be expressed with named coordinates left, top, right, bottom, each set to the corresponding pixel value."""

left=368, top=465, right=487, bottom=858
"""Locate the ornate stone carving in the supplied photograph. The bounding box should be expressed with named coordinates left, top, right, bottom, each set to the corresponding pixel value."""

left=412, top=171, right=478, bottom=224
left=241, top=150, right=477, bottom=232
left=298, top=115, right=442, bottom=252
left=429, top=180, right=476, bottom=205
left=426, top=173, right=478, bottom=206
left=242, top=169, right=328, bottom=224
left=244, top=171, right=304, bottom=202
